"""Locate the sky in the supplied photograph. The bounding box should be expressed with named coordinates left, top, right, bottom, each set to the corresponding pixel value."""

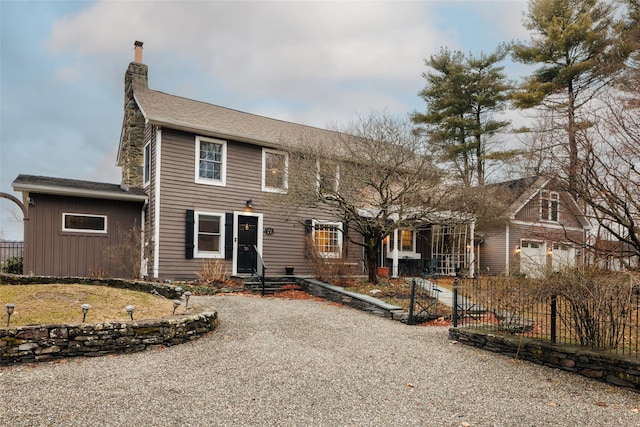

left=0, top=0, right=532, bottom=241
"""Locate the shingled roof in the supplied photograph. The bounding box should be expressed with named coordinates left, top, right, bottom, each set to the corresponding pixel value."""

left=133, top=87, right=341, bottom=149
left=12, top=175, right=147, bottom=202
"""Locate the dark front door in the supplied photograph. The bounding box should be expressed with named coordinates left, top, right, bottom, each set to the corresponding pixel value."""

left=236, top=215, right=259, bottom=274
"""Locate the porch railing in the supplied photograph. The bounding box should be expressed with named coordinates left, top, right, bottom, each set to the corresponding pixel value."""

left=253, top=245, right=267, bottom=296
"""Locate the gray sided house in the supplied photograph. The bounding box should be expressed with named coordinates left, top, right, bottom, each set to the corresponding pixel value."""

left=478, top=176, right=590, bottom=277
left=11, top=175, right=146, bottom=278
left=118, top=43, right=363, bottom=280
left=10, top=41, right=476, bottom=280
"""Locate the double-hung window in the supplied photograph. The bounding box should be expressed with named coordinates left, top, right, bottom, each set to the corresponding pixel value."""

left=312, top=220, right=342, bottom=258
left=540, top=190, right=559, bottom=222
left=196, top=136, right=226, bottom=186
left=262, top=148, right=288, bottom=193
left=317, top=160, right=339, bottom=193
left=195, top=212, right=224, bottom=258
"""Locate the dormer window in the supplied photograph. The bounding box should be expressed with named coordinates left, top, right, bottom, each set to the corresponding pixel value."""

left=541, top=190, right=559, bottom=222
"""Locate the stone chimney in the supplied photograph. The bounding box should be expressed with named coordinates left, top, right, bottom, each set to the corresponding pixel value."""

left=120, top=41, right=149, bottom=188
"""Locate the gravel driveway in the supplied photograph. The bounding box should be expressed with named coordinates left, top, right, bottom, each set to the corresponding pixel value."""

left=1, top=293, right=639, bottom=426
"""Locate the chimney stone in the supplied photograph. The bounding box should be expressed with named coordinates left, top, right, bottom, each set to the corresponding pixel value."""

left=120, top=41, right=148, bottom=188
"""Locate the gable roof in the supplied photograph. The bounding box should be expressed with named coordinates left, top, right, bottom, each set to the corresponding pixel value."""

left=12, top=175, right=148, bottom=202
left=133, top=87, right=341, bottom=149
left=489, top=175, right=590, bottom=229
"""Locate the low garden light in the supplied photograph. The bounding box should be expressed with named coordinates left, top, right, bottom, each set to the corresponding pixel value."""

left=125, top=305, right=135, bottom=320
left=81, top=304, right=91, bottom=322
left=172, top=299, right=181, bottom=315
left=5, top=303, right=15, bottom=327
left=175, top=287, right=183, bottom=298
left=183, top=291, right=191, bottom=310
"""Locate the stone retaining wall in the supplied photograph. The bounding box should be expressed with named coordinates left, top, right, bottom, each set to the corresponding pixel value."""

left=449, top=327, right=640, bottom=392
left=1, top=311, right=218, bottom=366
left=301, top=279, right=406, bottom=319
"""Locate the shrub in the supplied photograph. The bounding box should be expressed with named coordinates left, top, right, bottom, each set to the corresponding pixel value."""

left=304, top=234, right=354, bottom=285
left=197, top=259, right=233, bottom=288
left=1, top=256, right=23, bottom=274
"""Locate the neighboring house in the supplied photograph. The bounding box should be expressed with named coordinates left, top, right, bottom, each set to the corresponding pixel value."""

left=477, top=176, right=590, bottom=277
left=10, top=41, right=475, bottom=280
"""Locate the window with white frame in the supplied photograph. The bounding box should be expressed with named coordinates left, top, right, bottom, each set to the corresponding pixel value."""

left=262, top=148, right=288, bottom=192
left=143, top=142, right=151, bottom=185
left=540, top=190, right=559, bottom=222
left=195, top=136, right=226, bottom=186
left=195, top=212, right=224, bottom=257
left=62, top=213, right=107, bottom=233
left=388, top=229, right=416, bottom=253
left=317, top=160, right=339, bottom=193
left=312, top=220, right=343, bottom=258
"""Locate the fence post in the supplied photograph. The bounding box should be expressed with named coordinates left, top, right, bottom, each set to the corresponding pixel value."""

left=550, top=294, right=557, bottom=344
left=452, top=278, right=458, bottom=327
left=408, top=278, right=416, bottom=325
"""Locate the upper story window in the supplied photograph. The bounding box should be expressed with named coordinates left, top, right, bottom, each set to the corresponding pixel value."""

left=62, top=213, right=107, bottom=234
left=317, top=161, right=339, bottom=193
left=262, top=148, right=288, bottom=193
left=143, top=142, right=151, bottom=186
left=195, top=212, right=224, bottom=258
left=540, top=190, right=559, bottom=222
left=196, top=136, right=226, bottom=186
left=312, top=220, right=343, bottom=258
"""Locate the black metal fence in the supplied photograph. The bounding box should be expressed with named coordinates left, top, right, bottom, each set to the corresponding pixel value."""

left=452, top=273, right=640, bottom=358
left=0, top=241, right=23, bottom=264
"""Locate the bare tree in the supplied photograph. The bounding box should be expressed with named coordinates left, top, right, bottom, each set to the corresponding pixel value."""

left=274, top=113, right=445, bottom=284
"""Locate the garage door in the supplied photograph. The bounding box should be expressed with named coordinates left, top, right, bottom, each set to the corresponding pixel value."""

left=520, top=241, right=547, bottom=278
left=552, top=243, right=575, bottom=272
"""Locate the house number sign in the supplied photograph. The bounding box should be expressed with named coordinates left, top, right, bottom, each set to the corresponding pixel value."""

left=264, top=227, right=274, bottom=235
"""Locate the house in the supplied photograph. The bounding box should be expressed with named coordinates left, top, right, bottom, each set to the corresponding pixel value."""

left=10, top=41, right=475, bottom=280
left=477, top=176, right=590, bottom=277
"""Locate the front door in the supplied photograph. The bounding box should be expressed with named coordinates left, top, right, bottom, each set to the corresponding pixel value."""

left=236, top=215, right=259, bottom=274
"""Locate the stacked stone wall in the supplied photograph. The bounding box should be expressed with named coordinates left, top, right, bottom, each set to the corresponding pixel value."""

left=1, top=311, right=218, bottom=366
left=449, top=327, right=640, bottom=392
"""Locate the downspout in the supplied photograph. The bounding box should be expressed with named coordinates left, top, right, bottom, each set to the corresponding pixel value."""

left=153, top=129, right=162, bottom=278
left=505, top=224, right=510, bottom=276
left=140, top=199, right=148, bottom=278
left=468, top=220, right=475, bottom=278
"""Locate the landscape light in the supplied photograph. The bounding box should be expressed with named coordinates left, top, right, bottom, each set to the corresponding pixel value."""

left=175, top=287, right=183, bottom=298
left=183, top=291, right=191, bottom=310
left=172, top=300, right=181, bottom=315
left=81, top=304, right=91, bottom=322
left=5, top=303, right=15, bottom=327
left=125, top=305, right=135, bottom=320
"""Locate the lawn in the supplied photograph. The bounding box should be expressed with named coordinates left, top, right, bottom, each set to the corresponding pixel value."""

left=0, top=284, right=177, bottom=326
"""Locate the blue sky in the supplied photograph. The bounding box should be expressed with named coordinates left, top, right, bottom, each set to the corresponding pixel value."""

left=0, top=0, right=530, bottom=240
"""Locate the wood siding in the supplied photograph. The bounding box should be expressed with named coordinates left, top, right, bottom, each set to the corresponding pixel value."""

left=23, top=193, right=144, bottom=278
left=152, top=128, right=362, bottom=280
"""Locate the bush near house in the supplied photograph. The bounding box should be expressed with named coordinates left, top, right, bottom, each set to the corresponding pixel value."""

left=1, top=256, right=23, bottom=274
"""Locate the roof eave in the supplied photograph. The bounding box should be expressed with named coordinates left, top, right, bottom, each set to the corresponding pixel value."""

left=12, top=183, right=148, bottom=203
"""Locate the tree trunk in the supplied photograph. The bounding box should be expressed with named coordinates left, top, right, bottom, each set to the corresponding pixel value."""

left=365, top=237, right=380, bottom=284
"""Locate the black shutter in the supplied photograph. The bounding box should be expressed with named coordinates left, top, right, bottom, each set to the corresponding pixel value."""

left=304, top=219, right=313, bottom=234
left=185, top=209, right=195, bottom=259
left=225, top=213, right=234, bottom=259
